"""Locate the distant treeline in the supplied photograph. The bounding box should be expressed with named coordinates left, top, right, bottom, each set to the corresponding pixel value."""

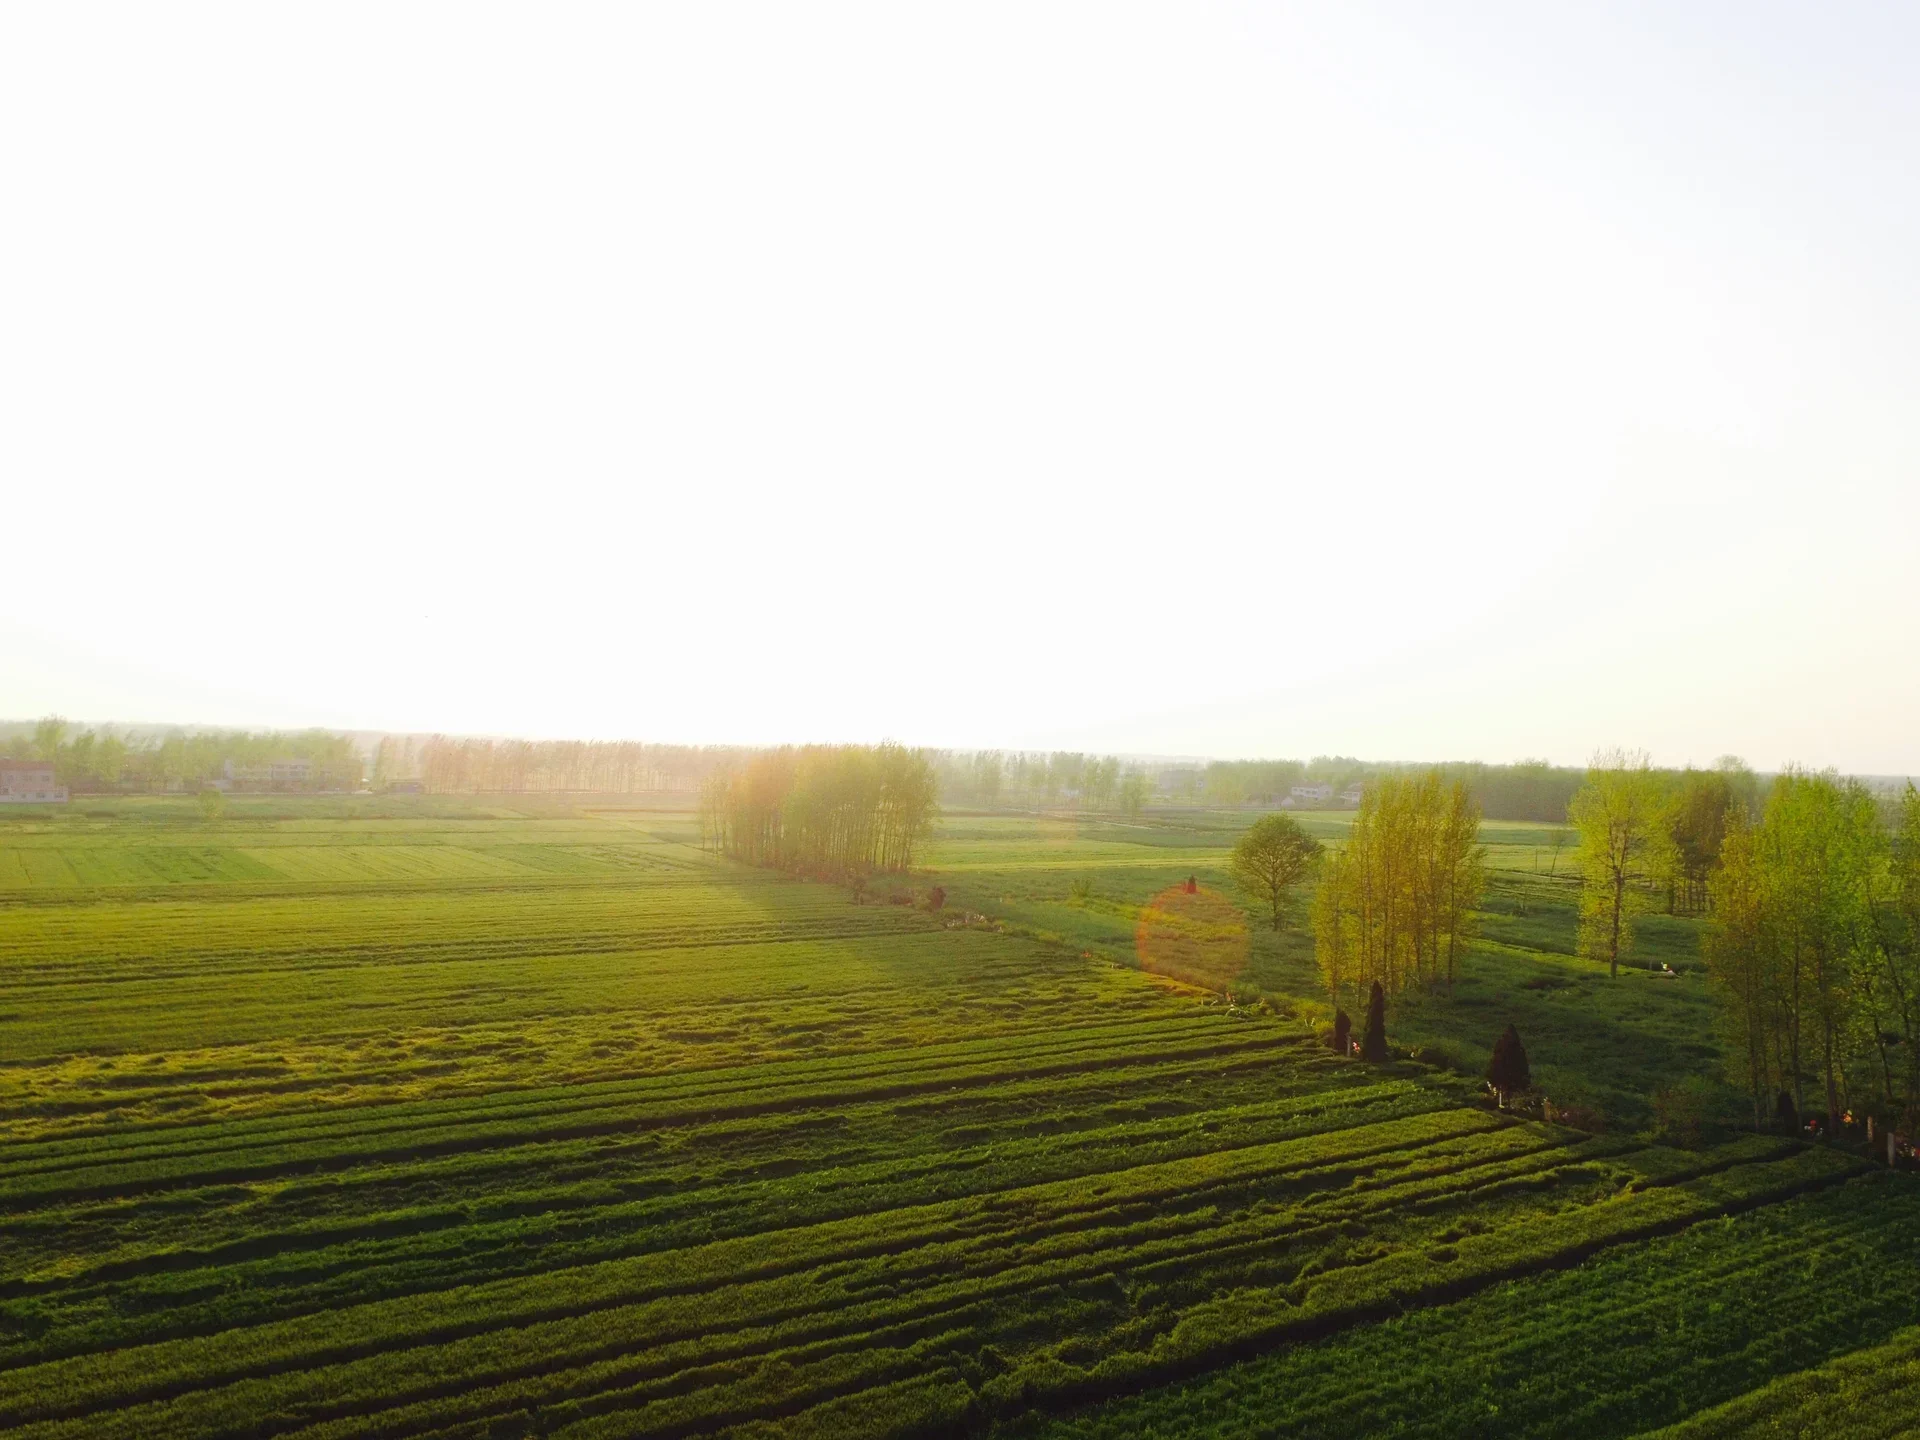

left=934, top=751, right=1151, bottom=814
left=394, top=736, right=730, bottom=794
left=699, top=744, right=939, bottom=876
left=1, top=718, right=360, bottom=791
left=1200, top=758, right=1591, bottom=822
left=933, top=751, right=1593, bottom=823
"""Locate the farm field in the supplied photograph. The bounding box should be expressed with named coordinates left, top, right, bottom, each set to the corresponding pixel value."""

left=1, top=795, right=1913, bottom=1439
left=920, top=810, right=1717, bottom=1124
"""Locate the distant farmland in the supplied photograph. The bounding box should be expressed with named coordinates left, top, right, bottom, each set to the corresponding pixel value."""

left=0, top=796, right=1913, bottom=1438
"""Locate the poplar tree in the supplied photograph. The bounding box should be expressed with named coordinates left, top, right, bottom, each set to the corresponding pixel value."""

left=1570, top=749, right=1669, bottom=978
left=1313, top=771, right=1486, bottom=1010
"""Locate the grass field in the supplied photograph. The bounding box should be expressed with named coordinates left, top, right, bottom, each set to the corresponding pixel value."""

left=1, top=795, right=1913, bottom=1438
left=922, top=810, right=1717, bottom=1124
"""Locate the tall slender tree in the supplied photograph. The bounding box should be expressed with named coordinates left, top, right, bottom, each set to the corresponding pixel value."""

left=1570, top=749, right=1669, bottom=978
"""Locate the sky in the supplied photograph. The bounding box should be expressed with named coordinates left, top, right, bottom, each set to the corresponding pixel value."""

left=3, top=3, right=1916, bottom=772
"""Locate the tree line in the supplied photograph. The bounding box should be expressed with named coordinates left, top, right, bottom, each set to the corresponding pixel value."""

left=2, top=718, right=361, bottom=791
left=1705, top=774, right=1920, bottom=1129
left=931, top=750, right=1626, bottom=824
left=700, top=744, right=939, bottom=877
left=1312, top=772, right=1488, bottom=1012
left=934, top=751, right=1151, bottom=815
left=397, top=736, right=728, bottom=794
left=1568, top=751, right=1768, bottom=976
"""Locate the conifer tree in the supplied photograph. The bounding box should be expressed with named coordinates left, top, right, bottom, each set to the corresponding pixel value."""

left=1487, top=1024, right=1531, bottom=1105
left=1361, top=981, right=1388, bottom=1062
left=1330, top=1009, right=1351, bottom=1056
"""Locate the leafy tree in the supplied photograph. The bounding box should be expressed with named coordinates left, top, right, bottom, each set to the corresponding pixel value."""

left=1872, top=785, right=1920, bottom=1117
left=1759, top=770, right=1879, bottom=1124
left=1486, top=1024, right=1530, bottom=1105
left=1361, top=980, right=1388, bottom=1062
left=31, top=715, right=68, bottom=761
left=197, top=788, right=225, bottom=821
left=1570, top=749, right=1669, bottom=978
left=1329, top=1008, right=1351, bottom=1056
left=1662, top=765, right=1748, bottom=915
left=1227, top=813, right=1322, bottom=931
left=1312, top=772, right=1485, bottom=1008
left=1706, top=770, right=1884, bottom=1127
left=1706, top=811, right=1774, bottom=1129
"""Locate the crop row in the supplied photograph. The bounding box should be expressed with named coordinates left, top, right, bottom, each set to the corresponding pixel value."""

left=1030, top=1169, right=1920, bottom=1440
left=2, top=1073, right=1450, bottom=1365
left=2, top=924, right=1160, bottom=1092
left=0, top=1108, right=1530, bottom=1430
left=1653, top=1318, right=1920, bottom=1439
left=0, top=1012, right=1289, bottom=1180
left=1, top=1126, right=1851, bottom=1440
left=0, top=877, right=892, bottom=972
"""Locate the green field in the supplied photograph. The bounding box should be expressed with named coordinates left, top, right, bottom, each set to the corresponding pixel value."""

left=1, top=797, right=1913, bottom=1438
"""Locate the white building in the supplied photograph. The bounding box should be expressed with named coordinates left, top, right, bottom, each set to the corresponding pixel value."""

left=1289, top=783, right=1334, bottom=805
left=0, top=760, right=68, bottom=804
left=223, top=758, right=314, bottom=789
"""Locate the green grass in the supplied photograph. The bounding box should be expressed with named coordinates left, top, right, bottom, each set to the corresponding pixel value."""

left=921, top=810, right=1723, bottom=1123
left=0, top=796, right=1910, bottom=1439
left=1013, top=1172, right=1920, bottom=1440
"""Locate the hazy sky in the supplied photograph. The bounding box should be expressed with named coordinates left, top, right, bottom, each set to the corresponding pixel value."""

left=4, top=4, right=1916, bottom=771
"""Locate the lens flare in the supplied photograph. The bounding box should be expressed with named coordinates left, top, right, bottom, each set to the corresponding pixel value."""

left=1133, top=883, right=1251, bottom=994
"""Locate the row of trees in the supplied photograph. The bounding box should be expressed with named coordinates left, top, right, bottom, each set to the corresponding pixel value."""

left=2, top=718, right=361, bottom=791
left=931, top=750, right=1662, bottom=825
left=934, top=751, right=1152, bottom=815
left=397, top=736, right=727, bottom=794
left=1198, top=757, right=1585, bottom=818
left=1707, top=775, right=1920, bottom=1129
left=699, top=744, right=940, bottom=876
left=1313, top=772, right=1487, bottom=1011
left=1571, top=751, right=1765, bottom=974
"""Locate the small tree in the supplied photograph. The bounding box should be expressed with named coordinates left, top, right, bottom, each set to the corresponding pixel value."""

left=1487, top=1024, right=1531, bottom=1106
left=1329, top=1009, right=1351, bottom=1056
left=1361, top=981, right=1388, bottom=1062
left=1228, top=814, right=1323, bottom=931
left=927, top=886, right=946, bottom=912
left=197, top=788, right=225, bottom=822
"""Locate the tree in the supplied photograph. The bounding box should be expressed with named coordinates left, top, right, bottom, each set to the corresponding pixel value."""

left=1870, top=785, right=1920, bottom=1119
left=31, top=715, right=68, bottom=761
left=1758, top=770, right=1878, bottom=1126
left=1361, top=980, right=1388, bottom=1062
left=1570, top=749, right=1669, bottom=978
left=1312, top=772, right=1486, bottom=1008
left=1228, top=814, right=1322, bottom=931
left=1118, top=770, right=1150, bottom=819
left=1329, top=1008, right=1352, bottom=1056
left=1435, top=780, right=1486, bottom=993
left=197, top=788, right=225, bottom=821
left=1663, top=767, right=1745, bottom=915
left=1705, top=770, right=1885, bottom=1129
left=1486, top=1024, right=1530, bottom=1106
left=1705, top=811, right=1774, bottom=1130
